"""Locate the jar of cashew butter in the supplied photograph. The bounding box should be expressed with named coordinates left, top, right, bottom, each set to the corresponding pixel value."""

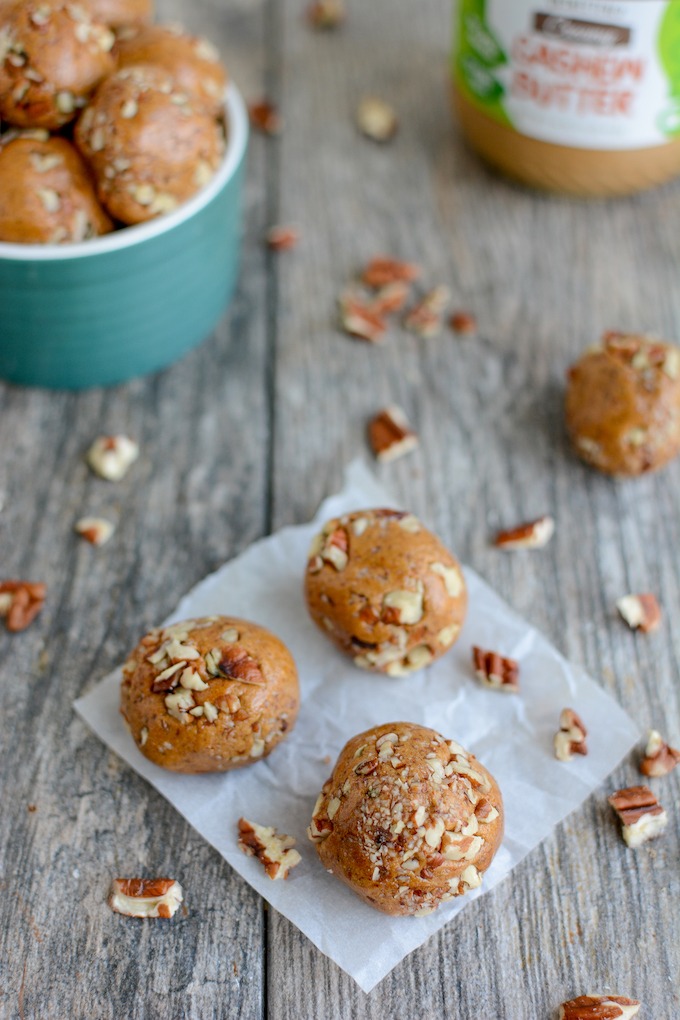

left=452, top=0, right=680, bottom=196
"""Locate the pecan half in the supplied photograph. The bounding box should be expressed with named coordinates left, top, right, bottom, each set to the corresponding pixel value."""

left=266, top=224, right=299, bottom=250
left=640, top=729, right=680, bottom=777
left=361, top=256, right=421, bottom=289
left=450, top=310, right=477, bottom=336
left=368, top=405, right=419, bottom=462
left=608, top=786, right=668, bottom=848
left=306, top=0, right=345, bottom=29
left=554, top=708, right=588, bottom=762
left=238, top=818, right=301, bottom=879
left=86, top=435, right=139, bottom=481
left=248, top=99, right=282, bottom=135
left=0, top=580, right=46, bottom=632
left=109, top=878, right=183, bottom=918
left=404, top=285, right=451, bottom=338
left=218, top=647, right=265, bottom=686
left=559, top=994, right=640, bottom=1019
left=356, top=95, right=397, bottom=142
left=616, top=593, right=661, bottom=633
left=473, top=646, right=519, bottom=693
left=338, top=289, right=386, bottom=344
left=494, top=515, right=555, bottom=550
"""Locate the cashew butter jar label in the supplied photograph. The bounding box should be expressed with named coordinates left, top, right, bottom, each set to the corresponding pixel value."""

left=452, top=0, right=680, bottom=196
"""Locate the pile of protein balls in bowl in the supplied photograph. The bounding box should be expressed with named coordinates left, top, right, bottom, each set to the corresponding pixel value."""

left=0, top=0, right=228, bottom=242
left=120, top=508, right=504, bottom=918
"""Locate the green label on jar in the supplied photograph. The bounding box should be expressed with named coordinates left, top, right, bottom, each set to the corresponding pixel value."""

left=454, top=0, right=680, bottom=150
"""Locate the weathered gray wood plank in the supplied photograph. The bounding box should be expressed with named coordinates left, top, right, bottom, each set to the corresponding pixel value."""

left=267, top=0, right=680, bottom=1014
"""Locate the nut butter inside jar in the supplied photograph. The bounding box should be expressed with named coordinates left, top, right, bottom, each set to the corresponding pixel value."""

left=452, top=0, right=680, bottom=197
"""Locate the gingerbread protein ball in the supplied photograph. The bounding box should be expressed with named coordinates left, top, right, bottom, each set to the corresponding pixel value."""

left=0, top=0, right=115, bottom=130
left=565, top=331, right=680, bottom=477
left=308, top=722, right=503, bottom=916
left=114, top=22, right=227, bottom=116
left=74, top=63, right=225, bottom=225
left=120, top=616, right=299, bottom=773
left=304, top=509, right=467, bottom=677
left=0, top=132, right=112, bottom=242
left=80, top=0, right=152, bottom=27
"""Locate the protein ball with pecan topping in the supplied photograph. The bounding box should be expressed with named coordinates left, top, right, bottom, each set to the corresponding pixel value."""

left=304, top=509, right=467, bottom=677
left=309, top=722, right=503, bottom=916
left=114, top=23, right=227, bottom=116
left=565, top=331, right=680, bottom=476
left=120, top=616, right=299, bottom=773
left=74, top=63, right=224, bottom=225
left=0, top=0, right=115, bottom=130
left=80, top=0, right=152, bottom=27
left=0, top=133, right=112, bottom=242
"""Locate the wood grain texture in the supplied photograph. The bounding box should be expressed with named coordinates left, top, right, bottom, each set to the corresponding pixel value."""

left=2, top=0, right=680, bottom=1015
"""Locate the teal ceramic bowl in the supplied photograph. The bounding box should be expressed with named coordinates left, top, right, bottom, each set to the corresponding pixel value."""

left=0, top=83, right=248, bottom=390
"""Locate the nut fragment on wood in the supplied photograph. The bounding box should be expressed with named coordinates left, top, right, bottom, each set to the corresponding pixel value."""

left=338, top=289, right=386, bottom=344
left=266, top=224, right=299, bottom=250
left=87, top=435, right=139, bottom=481
left=608, top=786, right=668, bottom=848
left=450, top=310, right=478, bottom=336
left=110, top=878, right=183, bottom=918
left=368, top=405, right=419, bottom=463
left=640, top=729, right=680, bottom=777
left=404, top=286, right=451, bottom=338
left=472, top=646, right=519, bottom=693
left=0, top=580, right=46, bottom=632
left=306, top=0, right=345, bottom=29
left=616, top=593, right=662, bottom=633
left=361, top=256, right=421, bottom=289
left=238, top=818, right=301, bottom=879
left=248, top=99, right=282, bottom=135
left=75, top=517, right=115, bottom=546
left=558, top=995, right=640, bottom=1019
left=369, top=280, right=410, bottom=315
left=494, top=515, right=555, bottom=550
left=356, top=96, right=398, bottom=142
left=554, top=708, right=588, bottom=762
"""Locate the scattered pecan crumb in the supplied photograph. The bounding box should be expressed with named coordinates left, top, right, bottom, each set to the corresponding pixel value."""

left=266, top=225, right=299, bottom=250
left=356, top=95, right=397, bottom=142
left=369, top=280, right=410, bottom=315
left=608, top=786, right=667, bottom=848
left=558, top=995, right=640, bottom=1019
left=238, top=818, right=301, bottom=879
left=109, top=878, right=183, bottom=918
left=27, top=804, right=37, bottom=812
left=450, top=310, right=477, bottom=336
left=472, top=646, right=519, bottom=693
left=616, top=593, right=661, bottom=633
left=368, top=405, right=419, bottom=462
left=494, top=515, right=555, bottom=550
left=306, top=0, right=345, bottom=29
left=0, top=580, right=46, bottom=632
left=75, top=517, right=115, bottom=546
left=361, top=256, right=421, bottom=289
left=87, top=435, right=139, bottom=481
left=640, top=729, right=680, bottom=777
left=248, top=100, right=282, bottom=135
left=404, top=285, right=451, bottom=338
left=338, top=289, right=386, bottom=344
left=554, top=708, right=588, bottom=762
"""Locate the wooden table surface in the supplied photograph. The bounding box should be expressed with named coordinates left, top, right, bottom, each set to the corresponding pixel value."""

left=2, top=0, right=680, bottom=1016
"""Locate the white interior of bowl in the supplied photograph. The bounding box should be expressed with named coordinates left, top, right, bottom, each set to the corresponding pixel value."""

left=0, top=82, right=248, bottom=261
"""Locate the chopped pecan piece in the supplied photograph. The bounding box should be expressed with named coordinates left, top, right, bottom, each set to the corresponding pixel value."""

left=473, top=646, right=519, bottom=693
left=616, top=593, right=662, bottom=633
left=368, top=405, right=419, bottom=462
left=608, top=786, right=668, bottom=848
left=218, top=646, right=265, bottom=686
left=238, top=818, right=301, bottom=879
left=356, top=95, right=397, bottom=141
left=494, top=515, right=555, bottom=550
left=319, top=527, right=349, bottom=571
left=306, top=0, right=345, bottom=29
left=0, top=580, right=46, bottom=632
left=87, top=435, right=139, bottom=481
left=559, top=994, right=640, bottom=1019
left=248, top=99, right=282, bottom=135
left=266, top=224, right=299, bottom=250
left=450, top=310, right=477, bottom=336
left=75, top=516, right=115, bottom=546
left=361, top=256, right=421, bottom=289
left=109, top=878, right=183, bottom=918
left=338, top=289, right=386, bottom=344
left=369, top=280, right=410, bottom=315
left=554, top=708, right=588, bottom=762
left=403, top=285, right=451, bottom=338
left=640, top=729, right=680, bottom=777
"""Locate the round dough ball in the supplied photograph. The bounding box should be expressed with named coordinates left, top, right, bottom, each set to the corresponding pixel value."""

left=114, top=22, right=227, bottom=116
left=304, top=508, right=467, bottom=677
left=565, top=332, right=680, bottom=476
left=309, top=722, right=503, bottom=916
left=0, top=0, right=115, bottom=129
left=0, top=131, right=112, bottom=242
left=121, top=616, right=300, bottom=774
left=74, top=63, right=225, bottom=224
left=80, top=0, right=152, bottom=27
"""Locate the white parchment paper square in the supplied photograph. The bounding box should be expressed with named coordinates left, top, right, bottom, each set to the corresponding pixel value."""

left=75, top=460, right=638, bottom=992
